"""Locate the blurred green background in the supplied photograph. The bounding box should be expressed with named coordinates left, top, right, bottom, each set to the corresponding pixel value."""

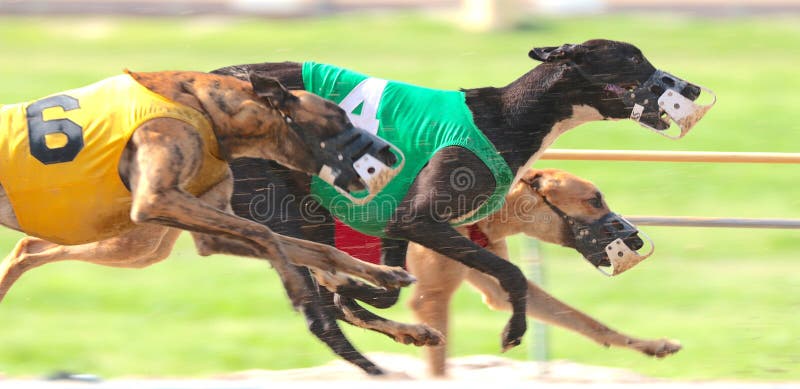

left=0, top=12, right=798, bottom=380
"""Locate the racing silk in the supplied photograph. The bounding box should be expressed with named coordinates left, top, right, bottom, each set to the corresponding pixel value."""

left=304, top=62, right=513, bottom=237
left=0, top=72, right=227, bottom=245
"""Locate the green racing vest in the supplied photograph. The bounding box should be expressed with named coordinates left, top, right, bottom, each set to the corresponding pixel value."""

left=305, top=62, right=513, bottom=238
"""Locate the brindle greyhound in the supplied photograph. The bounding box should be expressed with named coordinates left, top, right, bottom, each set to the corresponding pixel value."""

left=0, top=71, right=414, bottom=341
left=406, top=168, right=680, bottom=376
left=215, top=39, right=714, bottom=374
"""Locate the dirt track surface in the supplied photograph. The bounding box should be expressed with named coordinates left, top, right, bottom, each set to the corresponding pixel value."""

left=2, top=353, right=798, bottom=388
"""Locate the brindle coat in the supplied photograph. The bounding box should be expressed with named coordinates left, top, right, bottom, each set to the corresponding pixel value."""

left=0, top=72, right=415, bottom=348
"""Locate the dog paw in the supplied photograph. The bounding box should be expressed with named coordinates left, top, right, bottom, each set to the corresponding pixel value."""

left=501, top=316, right=527, bottom=352
left=395, top=324, right=445, bottom=347
left=640, top=338, right=682, bottom=358
left=371, top=266, right=416, bottom=289
left=315, top=271, right=350, bottom=291
left=372, top=370, right=414, bottom=380
left=363, top=365, right=386, bottom=376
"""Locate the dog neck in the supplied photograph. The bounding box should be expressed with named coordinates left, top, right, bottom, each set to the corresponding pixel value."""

left=203, top=103, right=291, bottom=162
left=464, top=63, right=606, bottom=181
left=129, top=71, right=300, bottom=164
left=182, top=80, right=300, bottom=164
left=476, top=192, right=565, bottom=246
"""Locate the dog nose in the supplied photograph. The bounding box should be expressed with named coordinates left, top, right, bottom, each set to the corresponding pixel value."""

left=681, top=84, right=702, bottom=101
left=623, top=233, right=644, bottom=251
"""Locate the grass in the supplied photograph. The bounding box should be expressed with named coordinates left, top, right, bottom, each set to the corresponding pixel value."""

left=0, top=12, right=799, bottom=380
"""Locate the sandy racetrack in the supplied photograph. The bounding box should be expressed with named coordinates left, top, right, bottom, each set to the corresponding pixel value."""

left=2, top=354, right=798, bottom=388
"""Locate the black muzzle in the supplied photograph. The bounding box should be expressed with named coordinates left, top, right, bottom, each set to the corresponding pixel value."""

left=623, top=70, right=716, bottom=139
left=287, top=116, right=403, bottom=202
left=541, top=196, right=654, bottom=276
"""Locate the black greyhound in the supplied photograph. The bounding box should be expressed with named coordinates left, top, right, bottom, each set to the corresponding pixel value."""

left=214, top=39, right=714, bottom=374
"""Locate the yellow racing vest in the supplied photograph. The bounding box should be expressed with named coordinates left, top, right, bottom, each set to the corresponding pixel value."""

left=0, top=72, right=227, bottom=245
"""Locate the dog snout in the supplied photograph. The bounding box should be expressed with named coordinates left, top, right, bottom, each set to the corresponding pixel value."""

left=681, top=83, right=702, bottom=101
left=624, top=233, right=644, bottom=251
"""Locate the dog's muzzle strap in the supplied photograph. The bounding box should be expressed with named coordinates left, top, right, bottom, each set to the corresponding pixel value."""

left=539, top=194, right=653, bottom=276
left=602, top=231, right=655, bottom=277
left=312, top=125, right=404, bottom=204
left=625, top=70, right=716, bottom=139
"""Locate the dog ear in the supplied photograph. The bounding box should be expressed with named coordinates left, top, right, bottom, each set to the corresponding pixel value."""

left=522, top=172, right=544, bottom=190
left=248, top=71, right=297, bottom=107
left=529, top=46, right=558, bottom=62
left=529, top=43, right=584, bottom=62
left=523, top=172, right=560, bottom=196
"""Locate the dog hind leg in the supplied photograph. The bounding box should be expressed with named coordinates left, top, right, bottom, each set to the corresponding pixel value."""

left=334, top=294, right=444, bottom=347
left=405, top=242, right=470, bottom=376
left=194, top=230, right=389, bottom=374
left=0, top=225, right=179, bottom=303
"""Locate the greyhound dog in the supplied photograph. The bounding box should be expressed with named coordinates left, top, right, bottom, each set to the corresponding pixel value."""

left=216, top=39, right=715, bottom=374
left=406, top=168, right=680, bottom=376
left=321, top=167, right=674, bottom=376
left=0, top=71, right=414, bottom=345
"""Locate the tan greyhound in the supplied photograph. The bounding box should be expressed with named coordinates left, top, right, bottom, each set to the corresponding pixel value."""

left=405, top=168, right=680, bottom=376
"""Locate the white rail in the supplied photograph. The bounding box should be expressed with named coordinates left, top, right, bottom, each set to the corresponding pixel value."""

left=624, top=216, right=800, bottom=229
left=538, top=148, right=800, bottom=229
left=541, top=149, right=800, bottom=164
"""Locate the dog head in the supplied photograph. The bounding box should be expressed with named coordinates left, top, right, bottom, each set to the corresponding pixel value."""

left=507, top=168, right=653, bottom=276
left=249, top=72, right=397, bottom=193
left=530, top=39, right=715, bottom=139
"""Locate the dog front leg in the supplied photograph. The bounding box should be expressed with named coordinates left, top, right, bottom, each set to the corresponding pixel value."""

left=129, top=121, right=412, bottom=289
left=465, top=268, right=681, bottom=358
left=227, top=158, right=384, bottom=375
left=134, top=192, right=412, bottom=289
left=387, top=218, right=527, bottom=351
left=323, top=238, right=408, bottom=309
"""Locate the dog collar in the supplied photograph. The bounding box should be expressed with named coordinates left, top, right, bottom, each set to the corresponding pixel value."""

left=467, top=224, right=491, bottom=248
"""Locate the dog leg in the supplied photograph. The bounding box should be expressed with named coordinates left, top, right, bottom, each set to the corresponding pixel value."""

left=465, top=263, right=681, bottom=358
left=128, top=119, right=413, bottom=290
left=0, top=225, right=179, bottom=302
left=313, top=270, right=445, bottom=347
left=386, top=147, right=528, bottom=351
left=395, top=225, right=528, bottom=351
left=226, top=158, right=385, bottom=375
left=194, top=231, right=389, bottom=375
left=334, top=294, right=444, bottom=347
left=325, top=238, right=408, bottom=309
left=393, top=227, right=528, bottom=353
left=406, top=242, right=469, bottom=376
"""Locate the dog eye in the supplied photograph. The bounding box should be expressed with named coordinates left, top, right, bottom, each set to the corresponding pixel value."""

left=587, top=195, right=603, bottom=209
left=630, top=55, right=643, bottom=65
